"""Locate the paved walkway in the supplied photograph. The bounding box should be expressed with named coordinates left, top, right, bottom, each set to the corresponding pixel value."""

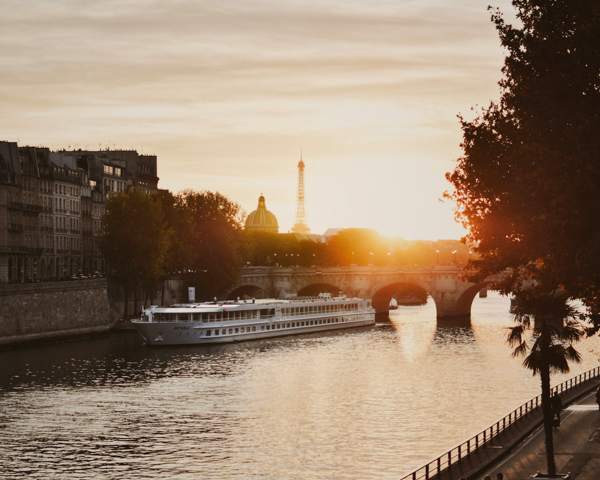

left=478, top=389, right=600, bottom=480
left=425, top=379, right=600, bottom=480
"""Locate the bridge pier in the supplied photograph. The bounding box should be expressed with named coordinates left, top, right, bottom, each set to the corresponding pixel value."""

left=230, top=266, right=505, bottom=321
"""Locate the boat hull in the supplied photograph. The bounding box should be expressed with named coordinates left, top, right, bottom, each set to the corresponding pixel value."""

left=132, top=314, right=375, bottom=346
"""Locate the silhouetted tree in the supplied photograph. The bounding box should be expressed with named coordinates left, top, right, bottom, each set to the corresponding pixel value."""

left=447, top=1, right=600, bottom=315
left=508, top=290, right=584, bottom=477
left=446, top=1, right=600, bottom=476
left=100, top=189, right=171, bottom=317
left=174, top=190, right=245, bottom=300
left=328, top=229, right=387, bottom=266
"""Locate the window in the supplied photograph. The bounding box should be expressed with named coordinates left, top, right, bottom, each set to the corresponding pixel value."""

left=206, top=330, right=211, bottom=336
left=235, top=328, right=239, bottom=333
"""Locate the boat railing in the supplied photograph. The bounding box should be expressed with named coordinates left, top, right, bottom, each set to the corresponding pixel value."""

left=398, top=366, right=600, bottom=480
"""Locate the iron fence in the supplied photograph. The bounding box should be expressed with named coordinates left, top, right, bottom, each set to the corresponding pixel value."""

left=399, top=366, right=600, bottom=480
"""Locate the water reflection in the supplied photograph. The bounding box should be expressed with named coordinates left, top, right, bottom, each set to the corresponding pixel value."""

left=1, top=292, right=600, bottom=480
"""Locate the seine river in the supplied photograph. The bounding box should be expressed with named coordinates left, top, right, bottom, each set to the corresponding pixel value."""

left=2, top=292, right=600, bottom=479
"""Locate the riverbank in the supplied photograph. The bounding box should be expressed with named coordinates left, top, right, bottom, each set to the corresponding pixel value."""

left=0, top=279, right=117, bottom=349
left=479, top=388, right=600, bottom=479
left=403, top=369, right=600, bottom=480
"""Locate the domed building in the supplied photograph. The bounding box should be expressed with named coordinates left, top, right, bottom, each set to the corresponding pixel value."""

left=245, top=195, right=279, bottom=233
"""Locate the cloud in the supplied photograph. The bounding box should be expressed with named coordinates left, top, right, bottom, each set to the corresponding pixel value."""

left=0, top=0, right=516, bottom=239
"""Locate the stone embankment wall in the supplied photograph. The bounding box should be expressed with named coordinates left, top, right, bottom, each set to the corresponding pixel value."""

left=0, top=278, right=118, bottom=348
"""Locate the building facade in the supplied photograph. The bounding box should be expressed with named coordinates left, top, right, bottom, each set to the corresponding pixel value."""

left=0, top=143, right=160, bottom=284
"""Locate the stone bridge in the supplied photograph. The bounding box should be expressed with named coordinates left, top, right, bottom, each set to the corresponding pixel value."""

left=228, top=265, right=506, bottom=319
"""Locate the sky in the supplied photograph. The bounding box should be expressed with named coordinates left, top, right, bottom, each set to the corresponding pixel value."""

left=0, top=0, right=516, bottom=240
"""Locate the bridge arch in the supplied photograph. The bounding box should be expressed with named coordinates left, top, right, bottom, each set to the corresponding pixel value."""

left=227, top=284, right=270, bottom=300
left=297, top=283, right=344, bottom=297
left=370, top=282, right=432, bottom=315
left=455, top=283, right=489, bottom=317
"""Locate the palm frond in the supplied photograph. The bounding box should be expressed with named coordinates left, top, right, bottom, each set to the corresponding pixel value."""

left=560, top=321, right=585, bottom=343
left=512, top=340, right=529, bottom=358
left=547, top=344, right=577, bottom=374
left=523, top=349, right=541, bottom=376
left=563, top=345, right=582, bottom=364
left=507, top=325, right=525, bottom=347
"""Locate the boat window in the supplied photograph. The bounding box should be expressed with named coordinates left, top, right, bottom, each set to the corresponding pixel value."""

left=286, top=323, right=290, bottom=328
left=214, top=329, right=219, bottom=335
left=252, top=326, right=256, bottom=331
left=206, top=330, right=211, bottom=336
left=221, top=329, right=226, bottom=334
left=228, top=329, right=233, bottom=334
left=266, top=325, right=270, bottom=330
left=235, top=328, right=239, bottom=333
left=180, top=314, right=188, bottom=322
left=261, top=326, right=264, bottom=330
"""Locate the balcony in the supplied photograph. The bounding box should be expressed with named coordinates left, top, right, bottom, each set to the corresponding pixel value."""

left=8, top=223, right=24, bottom=231
left=8, top=201, right=23, bottom=210
left=23, top=204, right=43, bottom=213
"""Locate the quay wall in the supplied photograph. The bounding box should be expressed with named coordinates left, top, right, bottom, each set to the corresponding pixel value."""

left=0, top=279, right=119, bottom=348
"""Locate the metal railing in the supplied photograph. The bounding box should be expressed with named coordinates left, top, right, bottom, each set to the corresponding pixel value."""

left=399, top=366, right=600, bottom=480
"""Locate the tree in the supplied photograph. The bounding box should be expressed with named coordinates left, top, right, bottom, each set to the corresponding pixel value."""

left=507, top=290, right=584, bottom=477
left=327, top=228, right=387, bottom=266
left=446, top=2, right=600, bottom=475
left=100, top=189, right=171, bottom=317
left=446, top=1, right=600, bottom=311
left=173, top=190, right=245, bottom=300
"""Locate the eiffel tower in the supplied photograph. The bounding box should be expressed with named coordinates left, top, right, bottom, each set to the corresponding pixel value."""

left=291, top=152, right=310, bottom=235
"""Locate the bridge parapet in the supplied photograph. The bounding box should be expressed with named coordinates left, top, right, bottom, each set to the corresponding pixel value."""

left=232, top=265, right=506, bottom=319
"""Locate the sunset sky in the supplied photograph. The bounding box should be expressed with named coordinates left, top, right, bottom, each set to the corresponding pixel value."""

left=1, top=0, right=516, bottom=240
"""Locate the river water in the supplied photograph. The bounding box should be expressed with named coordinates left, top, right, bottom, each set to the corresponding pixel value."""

left=2, top=292, right=600, bottom=479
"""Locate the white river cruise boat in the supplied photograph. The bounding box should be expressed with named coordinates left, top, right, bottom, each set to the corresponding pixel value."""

left=132, top=293, right=376, bottom=345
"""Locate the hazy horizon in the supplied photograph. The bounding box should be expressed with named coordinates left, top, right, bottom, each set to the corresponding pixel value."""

left=0, top=0, right=516, bottom=240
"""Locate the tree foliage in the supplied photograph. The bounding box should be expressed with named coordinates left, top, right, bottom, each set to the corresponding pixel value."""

left=446, top=2, right=600, bottom=475
left=100, top=189, right=171, bottom=314
left=507, top=290, right=584, bottom=476
left=170, top=189, right=246, bottom=300
left=446, top=1, right=600, bottom=313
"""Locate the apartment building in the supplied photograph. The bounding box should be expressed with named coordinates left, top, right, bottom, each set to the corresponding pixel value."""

left=0, top=143, right=160, bottom=283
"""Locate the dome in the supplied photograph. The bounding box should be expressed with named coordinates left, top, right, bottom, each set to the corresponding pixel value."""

left=245, top=195, right=279, bottom=233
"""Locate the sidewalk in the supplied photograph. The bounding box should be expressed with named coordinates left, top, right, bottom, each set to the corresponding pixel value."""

left=478, top=388, right=600, bottom=480
left=425, top=378, right=600, bottom=480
